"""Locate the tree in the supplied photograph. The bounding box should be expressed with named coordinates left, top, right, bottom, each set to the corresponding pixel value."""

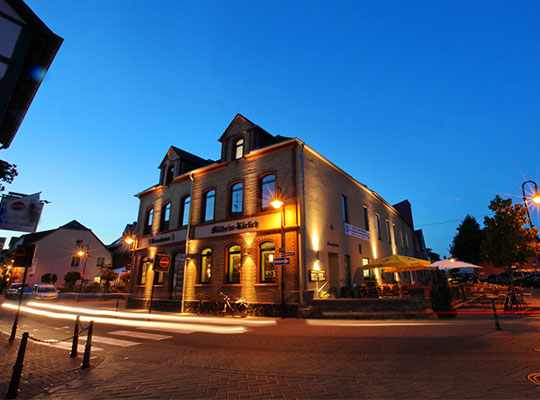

left=41, top=273, right=58, bottom=284
left=100, top=268, right=118, bottom=292
left=64, top=271, right=81, bottom=286
left=449, top=215, right=484, bottom=265
left=0, top=160, right=17, bottom=191
left=119, top=271, right=130, bottom=283
left=482, top=196, right=539, bottom=270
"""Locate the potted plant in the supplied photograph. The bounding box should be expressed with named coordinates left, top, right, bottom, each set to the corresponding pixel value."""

left=429, top=269, right=456, bottom=318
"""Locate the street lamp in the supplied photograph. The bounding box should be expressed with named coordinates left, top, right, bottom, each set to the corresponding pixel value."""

left=271, top=187, right=286, bottom=318
left=76, top=244, right=89, bottom=302
left=522, top=180, right=540, bottom=228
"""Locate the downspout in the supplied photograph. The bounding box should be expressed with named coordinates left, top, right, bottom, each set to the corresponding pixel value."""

left=299, top=142, right=307, bottom=306
left=180, top=172, right=194, bottom=313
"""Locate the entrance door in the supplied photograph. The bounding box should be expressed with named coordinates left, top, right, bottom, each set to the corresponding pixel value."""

left=328, top=252, right=340, bottom=295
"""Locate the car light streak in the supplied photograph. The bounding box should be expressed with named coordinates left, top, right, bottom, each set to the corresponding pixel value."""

left=306, top=320, right=453, bottom=327
left=2, top=303, right=246, bottom=334
left=24, top=301, right=276, bottom=327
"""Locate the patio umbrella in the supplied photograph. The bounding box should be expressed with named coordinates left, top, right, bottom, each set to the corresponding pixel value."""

left=427, top=259, right=483, bottom=269
left=363, top=254, right=431, bottom=272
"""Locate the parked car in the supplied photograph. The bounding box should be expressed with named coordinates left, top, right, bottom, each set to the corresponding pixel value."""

left=5, top=284, right=30, bottom=300
left=31, top=284, right=58, bottom=300
left=481, top=274, right=500, bottom=284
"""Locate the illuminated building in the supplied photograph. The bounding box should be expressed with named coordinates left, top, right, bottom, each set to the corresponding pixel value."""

left=128, top=114, right=427, bottom=315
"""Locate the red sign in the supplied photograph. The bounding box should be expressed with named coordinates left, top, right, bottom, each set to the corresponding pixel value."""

left=10, top=201, right=25, bottom=211
left=159, top=257, right=169, bottom=268
left=81, top=273, right=86, bottom=279
left=154, top=254, right=171, bottom=272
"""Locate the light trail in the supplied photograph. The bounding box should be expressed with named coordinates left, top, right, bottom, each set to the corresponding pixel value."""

left=306, top=320, right=453, bottom=327
left=24, top=301, right=276, bottom=327
left=2, top=303, right=246, bottom=334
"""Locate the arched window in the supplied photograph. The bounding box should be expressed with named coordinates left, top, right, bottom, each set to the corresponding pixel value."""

left=200, top=248, right=212, bottom=283
left=235, top=138, right=244, bottom=160
left=160, top=203, right=171, bottom=231
left=144, top=208, right=153, bottom=235
left=181, top=196, right=190, bottom=227
left=260, top=241, right=275, bottom=283
left=227, top=245, right=241, bottom=284
left=260, top=174, right=276, bottom=210
left=230, top=182, right=243, bottom=216
left=203, top=190, right=215, bottom=222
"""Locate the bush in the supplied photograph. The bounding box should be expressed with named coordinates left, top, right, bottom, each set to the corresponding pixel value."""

left=41, top=273, right=58, bottom=284
left=429, top=269, right=455, bottom=317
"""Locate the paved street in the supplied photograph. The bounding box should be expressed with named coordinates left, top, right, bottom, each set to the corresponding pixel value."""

left=1, top=298, right=540, bottom=399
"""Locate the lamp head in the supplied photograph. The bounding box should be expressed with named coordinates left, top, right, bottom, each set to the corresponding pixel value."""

left=271, top=199, right=283, bottom=209
left=533, top=189, right=540, bottom=205
left=124, top=237, right=135, bottom=245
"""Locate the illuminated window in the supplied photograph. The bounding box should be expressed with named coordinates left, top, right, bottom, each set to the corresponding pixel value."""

left=160, top=203, right=171, bottom=231
left=261, top=174, right=276, bottom=210
left=200, top=248, right=212, bottom=283
left=260, top=241, right=275, bottom=283
left=386, top=220, right=391, bottom=244
left=181, top=196, right=190, bottom=226
left=235, top=138, right=244, bottom=159
left=144, top=208, right=153, bottom=235
left=153, top=269, right=164, bottom=285
left=363, top=207, right=369, bottom=231
left=342, top=195, right=349, bottom=223
left=203, top=190, right=215, bottom=222
left=230, top=182, right=243, bottom=216
left=226, top=245, right=241, bottom=284
left=375, top=214, right=381, bottom=240
left=362, top=258, right=375, bottom=280
left=138, top=258, right=151, bottom=285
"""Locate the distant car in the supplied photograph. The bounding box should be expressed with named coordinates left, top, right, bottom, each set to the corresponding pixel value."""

left=5, top=284, right=30, bottom=300
left=481, top=274, right=500, bottom=284
left=31, top=284, right=58, bottom=300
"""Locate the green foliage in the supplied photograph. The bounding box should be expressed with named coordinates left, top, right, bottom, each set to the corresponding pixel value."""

left=64, top=271, right=81, bottom=285
left=0, top=160, right=17, bottom=191
left=119, top=271, right=130, bottom=283
left=41, top=273, right=58, bottom=284
left=429, top=269, right=452, bottom=312
left=449, top=215, right=484, bottom=264
left=482, top=196, right=539, bottom=270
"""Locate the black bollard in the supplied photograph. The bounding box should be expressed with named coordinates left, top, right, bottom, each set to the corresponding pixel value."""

left=490, top=298, right=501, bottom=331
left=70, top=316, right=80, bottom=358
left=6, top=331, right=29, bottom=399
left=116, top=300, right=119, bottom=312
left=81, top=320, right=94, bottom=369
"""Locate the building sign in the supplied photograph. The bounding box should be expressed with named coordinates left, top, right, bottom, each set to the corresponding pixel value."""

left=137, top=229, right=187, bottom=249
left=0, top=193, right=45, bottom=233
left=309, top=269, right=327, bottom=282
left=154, top=254, right=171, bottom=272
left=194, top=213, right=281, bottom=239
left=344, top=223, right=370, bottom=241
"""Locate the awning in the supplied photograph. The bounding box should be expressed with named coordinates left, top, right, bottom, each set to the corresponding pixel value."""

left=363, top=254, right=431, bottom=273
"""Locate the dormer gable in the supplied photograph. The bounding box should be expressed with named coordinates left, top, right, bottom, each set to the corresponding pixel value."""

left=158, top=146, right=213, bottom=185
left=218, top=114, right=277, bottom=162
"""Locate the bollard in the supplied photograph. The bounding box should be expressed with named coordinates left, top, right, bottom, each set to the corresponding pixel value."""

left=70, top=316, right=80, bottom=358
left=116, top=300, right=119, bottom=312
left=6, top=331, right=29, bottom=399
left=81, top=320, right=94, bottom=369
left=490, top=298, right=501, bottom=331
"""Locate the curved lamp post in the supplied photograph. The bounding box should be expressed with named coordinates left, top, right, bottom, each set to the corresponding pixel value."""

left=76, top=244, right=89, bottom=302
left=271, top=187, right=286, bottom=318
left=522, top=180, right=540, bottom=228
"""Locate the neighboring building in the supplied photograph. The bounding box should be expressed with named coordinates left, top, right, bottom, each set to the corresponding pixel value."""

left=0, top=0, right=63, bottom=149
left=128, top=114, right=427, bottom=315
left=7, top=220, right=112, bottom=286
left=107, top=222, right=137, bottom=270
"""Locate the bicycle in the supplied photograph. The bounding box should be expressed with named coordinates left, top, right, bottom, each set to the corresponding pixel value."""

left=219, top=292, right=248, bottom=318
left=197, top=295, right=220, bottom=315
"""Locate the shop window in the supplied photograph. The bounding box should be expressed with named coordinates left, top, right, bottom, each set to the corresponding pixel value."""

left=230, top=182, right=243, bottom=216
left=363, top=207, right=369, bottom=231
left=375, top=214, right=381, bottom=240
left=200, top=248, right=212, bottom=283
left=160, top=203, right=171, bottom=232
left=226, top=245, right=241, bottom=284
left=143, top=208, right=154, bottom=235
left=342, top=195, right=349, bottom=223
left=203, top=190, right=215, bottom=222
left=260, top=241, right=275, bottom=283
left=181, top=196, right=190, bottom=227
left=235, top=138, right=244, bottom=160
left=260, top=174, right=276, bottom=210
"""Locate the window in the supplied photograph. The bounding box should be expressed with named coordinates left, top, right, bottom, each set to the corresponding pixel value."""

left=226, top=245, right=241, bottom=284
left=386, top=220, right=391, bottom=244
left=137, top=258, right=151, bottom=285
left=375, top=214, right=381, bottom=240
left=144, top=208, right=154, bottom=235
left=96, top=257, right=105, bottom=267
left=344, top=255, right=351, bottom=287
left=200, top=248, right=212, bottom=283
left=399, top=227, right=404, bottom=248
left=362, top=258, right=375, bottom=280
left=261, top=174, right=276, bottom=210
left=165, top=165, right=175, bottom=185
left=203, top=190, right=215, bottom=222
left=363, top=207, right=369, bottom=231
left=71, top=240, right=82, bottom=266
left=181, top=196, right=190, bottom=226
left=260, top=241, right=275, bottom=283
left=153, top=269, right=164, bottom=285
left=160, top=203, right=171, bottom=231
left=230, top=182, right=243, bottom=216
left=341, top=195, right=349, bottom=223
left=235, top=138, right=244, bottom=159
left=405, top=232, right=409, bottom=249
left=393, top=224, right=398, bottom=246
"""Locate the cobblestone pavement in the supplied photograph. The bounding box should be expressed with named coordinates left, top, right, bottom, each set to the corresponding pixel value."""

left=1, top=298, right=540, bottom=399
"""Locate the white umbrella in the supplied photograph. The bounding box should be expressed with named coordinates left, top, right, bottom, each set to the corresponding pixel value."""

left=427, top=259, right=482, bottom=269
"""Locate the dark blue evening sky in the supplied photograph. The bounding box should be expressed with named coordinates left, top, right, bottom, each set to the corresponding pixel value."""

left=2, top=0, right=539, bottom=258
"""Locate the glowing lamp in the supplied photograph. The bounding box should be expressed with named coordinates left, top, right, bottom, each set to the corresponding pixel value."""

left=271, top=199, right=283, bottom=209
left=125, top=237, right=135, bottom=245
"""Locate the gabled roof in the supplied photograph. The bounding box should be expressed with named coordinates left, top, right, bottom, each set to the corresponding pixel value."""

left=158, top=146, right=213, bottom=168
left=16, top=220, right=108, bottom=249
left=218, top=113, right=276, bottom=142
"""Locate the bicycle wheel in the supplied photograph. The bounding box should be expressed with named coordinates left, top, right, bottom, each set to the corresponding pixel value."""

left=237, top=304, right=248, bottom=318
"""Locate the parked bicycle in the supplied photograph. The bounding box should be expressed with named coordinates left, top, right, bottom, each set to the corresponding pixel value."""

left=197, top=295, right=220, bottom=315
left=219, top=292, right=248, bottom=318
